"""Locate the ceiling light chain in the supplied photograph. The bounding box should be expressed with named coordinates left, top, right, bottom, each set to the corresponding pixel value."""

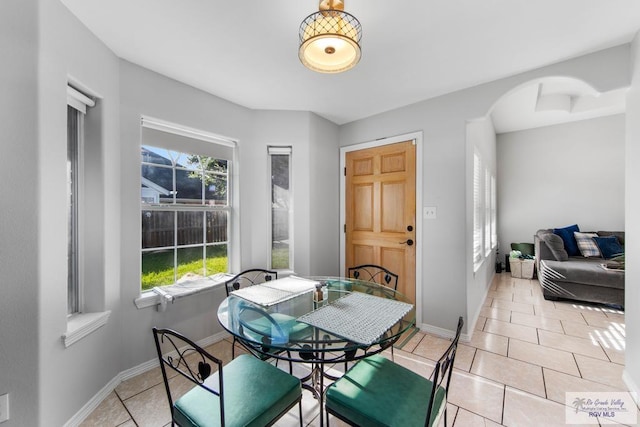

left=298, top=0, right=362, bottom=73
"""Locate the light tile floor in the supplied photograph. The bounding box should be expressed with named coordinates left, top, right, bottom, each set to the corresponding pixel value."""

left=81, top=273, right=638, bottom=426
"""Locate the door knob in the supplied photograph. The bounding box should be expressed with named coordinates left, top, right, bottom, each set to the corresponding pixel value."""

left=400, top=239, right=414, bottom=246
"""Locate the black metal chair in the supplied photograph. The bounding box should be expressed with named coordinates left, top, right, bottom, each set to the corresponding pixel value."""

left=348, top=264, right=399, bottom=291
left=325, top=316, right=464, bottom=427
left=152, top=327, right=302, bottom=427
left=224, top=268, right=278, bottom=297
left=224, top=269, right=277, bottom=360
left=224, top=269, right=309, bottom=375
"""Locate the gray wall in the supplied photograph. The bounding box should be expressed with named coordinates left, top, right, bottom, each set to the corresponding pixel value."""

left=497, top=114, right=626, bottom=254
left=309, top=114, right=341, bottom=276
left=624, top=31, right=640, bottom=404
left=0, top=1, right=40, bottom=426
left=38, top=0, right=122, bottom=423
left=0, top=2, right=341, bottom=425
left=339, top=45, right=631, bottom=335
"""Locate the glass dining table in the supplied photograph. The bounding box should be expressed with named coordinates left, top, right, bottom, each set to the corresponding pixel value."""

left=217, top=275, right=416, bottom=426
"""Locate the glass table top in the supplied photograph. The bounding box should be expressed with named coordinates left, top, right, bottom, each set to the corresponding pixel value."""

left=217, top=276, right=416, bottom=363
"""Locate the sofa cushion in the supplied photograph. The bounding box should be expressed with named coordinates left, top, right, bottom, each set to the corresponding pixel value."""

left=541, top=232, right=569, bottom=261
left=593, top=236, right=624, bottom=259
left=574, top=232, right=601, bottom=258
left=553, top=224, right=580, bottom=256
left=597, top=231, right=625, bottom=246
left=540, top=258, right=624, bottom=290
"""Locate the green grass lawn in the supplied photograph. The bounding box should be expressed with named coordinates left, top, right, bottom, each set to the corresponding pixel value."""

left=271, top=244, right=290, bottom=270
left=142, top=246, right=228, bottom=291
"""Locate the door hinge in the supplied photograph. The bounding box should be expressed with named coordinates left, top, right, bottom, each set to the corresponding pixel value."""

left=344, top=167, right=346, bottom=176
left=344, top=224, right=346, bottom=233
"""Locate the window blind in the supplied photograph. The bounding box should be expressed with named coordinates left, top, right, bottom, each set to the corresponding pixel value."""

left=473, top=152, right=482, bottom=266
left=491, top=175, right=497, bottom=248
left=485, top=169, right=491, bottom=256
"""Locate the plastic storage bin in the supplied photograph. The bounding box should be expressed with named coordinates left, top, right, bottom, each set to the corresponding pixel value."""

left=509, top=258, right=522, bottom=278
left=509, top=258, right=535, bottom=279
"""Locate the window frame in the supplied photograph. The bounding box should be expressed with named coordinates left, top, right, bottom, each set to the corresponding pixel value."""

left=66, top=85, right=95, bottom=315
left=484, top=168, right=491, bottom=257
left=63, top=84, right=112, bottom=348
left=137, top=117, right=238, bottom=306
left=491, top=175, right=497, bottom=249
left=473, top=151, right=483, bottom=271
left=267, top=146, right=293, bottom=272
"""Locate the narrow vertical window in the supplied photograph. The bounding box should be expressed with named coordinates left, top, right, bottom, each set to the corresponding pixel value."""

left=66, top=85, right=94, bottom=314
left=268, top=146, right=293, bottom=270
left=473, top=151, right=482, bottom=270
left=484, top=168, right=491, bottom=256
left=491, top=175, right=497, bottom=248
left=67, top=105, right=80, bottom=314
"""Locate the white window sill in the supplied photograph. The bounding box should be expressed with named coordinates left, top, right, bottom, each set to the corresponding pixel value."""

left=63, top=311, right=111, bottom=348
left=134, top=274, right=231, bottom=310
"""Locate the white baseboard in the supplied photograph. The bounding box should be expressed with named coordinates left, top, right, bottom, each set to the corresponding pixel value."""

left=64, top=331, right=230, bottom=427
left=63, top=374, right=123, bottom=427
left=417, top=322, right=471, bottom=343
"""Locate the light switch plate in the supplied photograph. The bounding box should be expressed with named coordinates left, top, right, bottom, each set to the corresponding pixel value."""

left=423, top=206, right=437, bottom=220
left=0, top=393, right=9, bottom=423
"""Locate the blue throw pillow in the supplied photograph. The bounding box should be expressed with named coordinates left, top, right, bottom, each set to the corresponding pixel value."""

left=553, top=224, right=580, bottom=256
left=593, top=236, right=624, bottom=259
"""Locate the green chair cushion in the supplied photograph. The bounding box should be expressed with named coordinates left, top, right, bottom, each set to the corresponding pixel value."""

left=173, top=354, right=301, bottom=427
left=326, top=354, right=446, bottom=427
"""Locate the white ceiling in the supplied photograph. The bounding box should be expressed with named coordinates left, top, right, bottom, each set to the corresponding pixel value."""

left=60, top=0, right=640, bottom=125
left=490, top=77, right=628, bottom=134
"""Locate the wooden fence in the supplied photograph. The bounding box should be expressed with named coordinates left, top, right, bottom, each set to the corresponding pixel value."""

left=142, top=210, right=227, bottom=249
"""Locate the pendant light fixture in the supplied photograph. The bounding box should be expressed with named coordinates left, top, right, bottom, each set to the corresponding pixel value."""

left=299, top=0, right=362, bottom=73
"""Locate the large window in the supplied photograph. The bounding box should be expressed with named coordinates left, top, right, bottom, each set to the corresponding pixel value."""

left=140, top=119, right=234, bottom=291
left=268, top=146, right=293, bottom=270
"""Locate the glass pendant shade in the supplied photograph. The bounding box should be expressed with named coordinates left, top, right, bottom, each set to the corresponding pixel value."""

left=299, top=6, right=362, bottom=73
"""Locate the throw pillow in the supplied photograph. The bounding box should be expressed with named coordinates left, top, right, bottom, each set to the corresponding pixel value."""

left=541, top=233, right=569, bottom=261
left=553, top=224, right=580, bottom=256
left=593, top=236, right=624, bottom=259
left=574, top=232, right=601, bottom=257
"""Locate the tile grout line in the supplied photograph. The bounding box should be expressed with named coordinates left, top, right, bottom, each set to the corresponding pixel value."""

left=116, top=390, right=138, bottom=427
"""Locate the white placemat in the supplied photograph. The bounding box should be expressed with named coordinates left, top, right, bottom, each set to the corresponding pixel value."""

left=296, top=292, right=413, bottom=345
left=261, top=276, right=320, bottom=293
left=230, top=277, right=317, bottom=306
left=231, top=285, right=298, bottom=306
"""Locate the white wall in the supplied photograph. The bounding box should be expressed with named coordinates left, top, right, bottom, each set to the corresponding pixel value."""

left=339, top=44, right=631, bottom=334
left=623, top=31, right=640, bottom=402
left=497, top=114, right=626, bottom=254
left=0, top=1, right=40, bottom=426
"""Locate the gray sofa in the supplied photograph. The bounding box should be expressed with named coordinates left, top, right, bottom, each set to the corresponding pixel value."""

left=534, top=229, right=625, bottom=308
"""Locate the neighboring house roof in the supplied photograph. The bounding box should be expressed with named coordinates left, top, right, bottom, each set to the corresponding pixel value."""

left=141, top=177, right=171, bottom=196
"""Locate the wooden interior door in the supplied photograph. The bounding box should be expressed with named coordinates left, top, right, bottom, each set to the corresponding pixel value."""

left=345, top=140, right=416, bottom=305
